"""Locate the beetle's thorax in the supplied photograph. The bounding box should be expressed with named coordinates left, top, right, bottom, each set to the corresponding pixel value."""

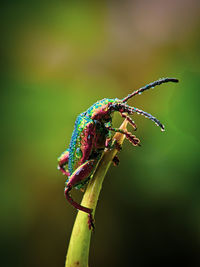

left=67, top=98, right=126, bottom=175
left=86, top=98, right=120, bottom=121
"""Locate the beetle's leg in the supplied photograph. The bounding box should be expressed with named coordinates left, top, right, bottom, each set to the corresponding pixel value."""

left=105, top=137, right=112, bottom=149
left=105, top=136, right=122, bottom=152
left=65, top=159, right=97, bottom=230
left=105, top=138, right=120, bottom=165
left=112, top=155, right=120, bottom=166
left=120, top=112, right=137, bottom=131
left=107, top=126, right=140, bottom=147
left=58, top=149, right=70, bottom=176
left=105, top=138, right=120, bottom=166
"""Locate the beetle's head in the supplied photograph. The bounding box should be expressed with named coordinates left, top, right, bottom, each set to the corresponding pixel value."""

left=89, top=78, right=178, bottom=130
left=89, top=98, right=119, bottom=122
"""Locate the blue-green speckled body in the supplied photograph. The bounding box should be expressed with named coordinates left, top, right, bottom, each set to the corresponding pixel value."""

left=58, top=78, right=178, bottom=229
left=68, top=98, right=118, bottom=177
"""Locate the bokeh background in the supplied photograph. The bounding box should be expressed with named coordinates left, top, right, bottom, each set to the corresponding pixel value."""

left=1, top=0, right=200, bottom=266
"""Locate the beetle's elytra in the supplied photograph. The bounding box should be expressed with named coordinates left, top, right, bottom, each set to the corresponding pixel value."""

left=58, top=77, right=179, bottom=229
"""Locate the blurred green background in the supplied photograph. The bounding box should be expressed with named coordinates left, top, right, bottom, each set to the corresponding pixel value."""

left=1, top=1, right=200, bottom=266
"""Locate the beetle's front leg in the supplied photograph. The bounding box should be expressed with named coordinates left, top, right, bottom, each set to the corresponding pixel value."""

left=107, top=126, right=140, bottom=147
left=65, top=159, right=97, bottom=230
left=120, top=112, right=137, bottom=131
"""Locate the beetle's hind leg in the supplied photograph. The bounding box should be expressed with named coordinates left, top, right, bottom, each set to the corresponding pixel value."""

left=65, top=159, right=97, bottom=230
left=65, top=186, right=95, bottom=230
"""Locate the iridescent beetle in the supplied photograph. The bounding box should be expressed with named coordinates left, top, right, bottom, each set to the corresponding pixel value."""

left=58, top=78, right=178, bottom=229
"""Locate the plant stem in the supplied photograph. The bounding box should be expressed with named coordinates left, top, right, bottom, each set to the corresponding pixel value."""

left=65, top=119, right=128, bottom=267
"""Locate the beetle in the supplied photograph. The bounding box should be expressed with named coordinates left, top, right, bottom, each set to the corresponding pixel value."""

left=58, top=77, right=178, bottom=229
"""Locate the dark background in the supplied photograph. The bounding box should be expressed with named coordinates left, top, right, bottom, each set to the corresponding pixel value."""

left=1, top=1, right=200, bottom=266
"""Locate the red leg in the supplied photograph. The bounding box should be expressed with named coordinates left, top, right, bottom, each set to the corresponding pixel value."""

left=105, top=135, right=123, bottom=153
left=105, top=137, right=112, bottom=149
left=65, top=159, right=97, bottom=230
left=105, top=138, right=120, bottom=166
left=112, top=155, right=120, bottom=166
left=107, top=126, right=141, bottom=146
left=120, top=112, right=137, bottom=130
left=58, top=149, right=70, bottom=176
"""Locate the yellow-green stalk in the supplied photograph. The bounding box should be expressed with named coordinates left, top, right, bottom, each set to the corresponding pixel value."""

left=65, top=119, right=128, bottom=267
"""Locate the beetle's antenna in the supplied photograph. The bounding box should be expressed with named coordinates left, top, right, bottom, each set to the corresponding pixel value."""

left=122, top=78, right=179, bottom=103
left=129, top=106, right=165, bottom=131
left=110, top=103, right=165, bottom=131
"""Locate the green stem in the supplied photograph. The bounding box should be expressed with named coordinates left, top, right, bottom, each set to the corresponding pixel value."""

left=65, top=120, right=128, bottom=267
